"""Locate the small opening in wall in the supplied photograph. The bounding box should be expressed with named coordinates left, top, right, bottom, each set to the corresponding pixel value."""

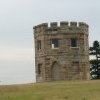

left=37, top=40, right=41, bottom=50
left=71, top=38, right=78, bottom=47
left=38, top=64, right=42, bottom=75
left=51, top=39, right=59, bottom=49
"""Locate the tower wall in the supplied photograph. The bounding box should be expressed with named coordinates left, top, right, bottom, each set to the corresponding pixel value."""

left=33, top=21, right=90, bottom=82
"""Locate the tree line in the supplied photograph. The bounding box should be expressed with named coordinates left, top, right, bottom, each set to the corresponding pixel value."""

left=90, top=40, right=100, bottom=79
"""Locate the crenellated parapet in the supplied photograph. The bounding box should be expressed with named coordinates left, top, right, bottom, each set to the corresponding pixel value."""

left=33, top=21, right=89, bottom=34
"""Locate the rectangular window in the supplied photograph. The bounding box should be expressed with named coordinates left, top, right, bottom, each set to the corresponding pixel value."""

left=51, top=39, right=59, bottom=48
left=71, top=38, right=77, bottom=47
left=37, top=40, right=41, bottom=50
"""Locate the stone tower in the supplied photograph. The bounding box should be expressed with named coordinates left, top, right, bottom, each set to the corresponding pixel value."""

left=33, top=21, right=90, bottom=82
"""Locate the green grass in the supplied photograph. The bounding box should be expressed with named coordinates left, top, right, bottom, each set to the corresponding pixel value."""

left=0, top=80, right=100, bottom=100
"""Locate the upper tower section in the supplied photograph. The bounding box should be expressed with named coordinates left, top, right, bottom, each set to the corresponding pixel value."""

left=33, top=21, right=89, bottom=37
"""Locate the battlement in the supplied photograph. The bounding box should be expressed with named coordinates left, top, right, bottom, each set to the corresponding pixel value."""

left=33, top=21, right=89, bottom=34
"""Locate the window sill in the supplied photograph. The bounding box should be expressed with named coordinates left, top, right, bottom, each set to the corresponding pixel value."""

left=70, top=47, right=79, bottom=49
left=51, top=48, right=59, bottom=49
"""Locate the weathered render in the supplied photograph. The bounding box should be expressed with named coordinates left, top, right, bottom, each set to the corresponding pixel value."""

left=33, top=21, right=90, bottom=82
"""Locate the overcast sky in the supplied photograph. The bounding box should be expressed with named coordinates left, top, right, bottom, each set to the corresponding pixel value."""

left=0, top=0, right=100, bottom=85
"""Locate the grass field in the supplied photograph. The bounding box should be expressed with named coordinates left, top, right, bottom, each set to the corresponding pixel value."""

left=0, top=80, right=100, bottom=100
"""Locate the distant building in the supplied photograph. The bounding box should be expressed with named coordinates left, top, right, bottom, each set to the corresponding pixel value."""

left=33, top=21, right=90, bottom=82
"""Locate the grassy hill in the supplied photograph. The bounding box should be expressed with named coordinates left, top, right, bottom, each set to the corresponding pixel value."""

left=0, top=80, right=100, bottom=100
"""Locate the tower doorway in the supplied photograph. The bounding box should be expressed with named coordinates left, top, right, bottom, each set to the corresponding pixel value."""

left=51, top=62, right=61, bottom=81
